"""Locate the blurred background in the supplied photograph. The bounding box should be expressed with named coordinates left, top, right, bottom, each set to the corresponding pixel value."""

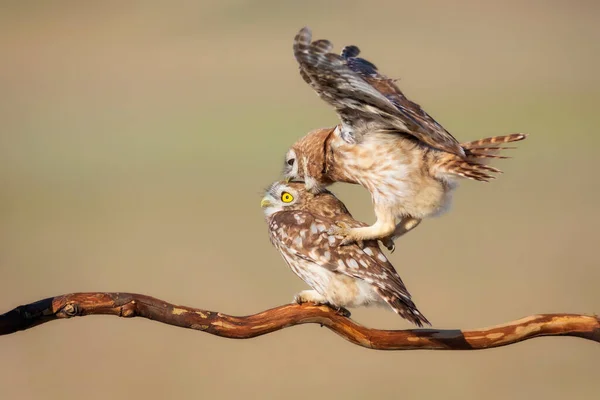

left=1, top=1, right=598, bottom=399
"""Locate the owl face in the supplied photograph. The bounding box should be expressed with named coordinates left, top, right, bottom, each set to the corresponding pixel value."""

left=283, top=127, right=337, bottom=193
left=283, top=148, right=300, bottom=181
left=261, top=181, right=311, bottom=217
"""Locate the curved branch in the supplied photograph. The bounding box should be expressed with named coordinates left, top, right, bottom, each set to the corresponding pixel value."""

left=1, top=292, right=598, bottom=350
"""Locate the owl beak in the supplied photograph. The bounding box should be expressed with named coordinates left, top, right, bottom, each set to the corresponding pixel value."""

left=260, top=198, right=272, bottom=208
left=284, top=176, right=292, bottom=183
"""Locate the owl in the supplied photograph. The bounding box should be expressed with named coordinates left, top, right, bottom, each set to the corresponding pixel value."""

left=284, top=27, right=527, bottom=249
left=261, top=180, right=430, bottom=326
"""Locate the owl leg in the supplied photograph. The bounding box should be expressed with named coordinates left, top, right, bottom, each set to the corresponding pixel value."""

left=329, top=212, right=396, bottom=247
left=293, top=290, right=351, bottom=317
left=383, top=217, right=422, bottom=253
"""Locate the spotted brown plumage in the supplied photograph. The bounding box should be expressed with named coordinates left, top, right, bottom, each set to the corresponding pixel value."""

left=261, top=181, right=429, bottom=327
left=285, top=27, right=527, bottom=248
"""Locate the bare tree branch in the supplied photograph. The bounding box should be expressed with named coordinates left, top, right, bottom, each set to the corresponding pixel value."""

left=1, top=292, right=598, bottom=349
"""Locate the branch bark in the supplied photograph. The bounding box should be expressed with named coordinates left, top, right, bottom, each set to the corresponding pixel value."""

left=1, top=292, right=598, bottom=350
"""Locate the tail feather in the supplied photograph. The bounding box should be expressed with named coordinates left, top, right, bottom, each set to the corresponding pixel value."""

left=440, top=133, right=527, bottom=182
left=446, top=164, right=497, bottom=182
left=465, top=146, right=518, bottom=160
left=375, top=287, right=430, bottom=327
left=462, top=134, right=525, bottom=160
left=465, top=153, right=511, bottom=160
left=461, top=133, right=527, bottom=149
left=441, top=159, right=503, bottom=182
left=466, top=146, right=518, bottom=152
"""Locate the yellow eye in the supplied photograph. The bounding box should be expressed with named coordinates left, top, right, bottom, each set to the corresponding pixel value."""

left=281, top=192, right=294, bottom=203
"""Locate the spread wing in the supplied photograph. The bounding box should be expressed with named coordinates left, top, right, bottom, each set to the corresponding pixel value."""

left=269, top=210, right=429, bottom=325
left=293, top=27, right=464, bottom=156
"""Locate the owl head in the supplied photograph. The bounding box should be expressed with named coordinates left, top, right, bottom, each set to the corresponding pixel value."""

left=260, top=181, right=312, bottom=218
left=260, top=180, right=351, bottom=219
left=283, top=127, right=336, bottom=193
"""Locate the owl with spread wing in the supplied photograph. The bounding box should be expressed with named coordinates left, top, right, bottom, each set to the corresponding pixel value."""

left=284, top=27, right=527, bottom=249
left=261, top=181, right=429, bottom=326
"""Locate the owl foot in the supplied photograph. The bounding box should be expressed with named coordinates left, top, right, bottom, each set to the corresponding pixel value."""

left=293, top=291, right=351, bottom=317
left=293, top=290, right=327, bottom=305
left=330, top=223, right=395, bottom=252
left=327, top=222, right=364, bottom=248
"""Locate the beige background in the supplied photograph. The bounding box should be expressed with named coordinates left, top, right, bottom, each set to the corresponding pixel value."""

left=1, top=1, right=598, bottom=399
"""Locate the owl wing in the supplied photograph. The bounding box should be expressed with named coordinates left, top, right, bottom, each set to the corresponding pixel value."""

left=293, top=27, right=464, bottom=156
left=269, top=210, right=429, bottom=326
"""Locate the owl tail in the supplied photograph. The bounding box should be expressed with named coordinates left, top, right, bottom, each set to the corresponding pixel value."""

left=375, top=287, right=431, bottom=327
left=461, top=133, right=527, bottom=160
left=440, top=133, right=527, bottom=182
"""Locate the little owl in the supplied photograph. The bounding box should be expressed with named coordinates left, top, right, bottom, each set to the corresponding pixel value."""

left=284, top=27, right=527, bottom=250
left=261, top=180, right=429, bottom=326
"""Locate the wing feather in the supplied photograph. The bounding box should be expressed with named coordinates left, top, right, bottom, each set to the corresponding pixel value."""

left=293, top=27, right=464, bottom=156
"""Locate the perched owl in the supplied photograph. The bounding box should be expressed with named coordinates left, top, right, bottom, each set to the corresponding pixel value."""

left=261, top=180, right=430, bottom=326
left=284, top=27, right=527, bottom=248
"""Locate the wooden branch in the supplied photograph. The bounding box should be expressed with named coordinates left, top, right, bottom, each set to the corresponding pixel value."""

left=1, top=292, right=598, bottom=350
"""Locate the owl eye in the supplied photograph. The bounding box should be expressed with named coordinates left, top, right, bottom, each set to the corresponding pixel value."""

left=287, top=158, right=295, bottom=166
left=281, top=192, right=294, bottom=203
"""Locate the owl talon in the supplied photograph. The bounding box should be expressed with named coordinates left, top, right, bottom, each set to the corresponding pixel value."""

left=331, top=305, right=351, bottom=318
left=327, top=221, right=349, bottom=236
left=381, top=237, right=396, bottom=253
left=340, top=236, right=364, bottom=248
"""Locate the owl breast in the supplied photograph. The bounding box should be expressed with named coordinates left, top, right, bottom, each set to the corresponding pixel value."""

left=330, top=132, right=456, bottom=219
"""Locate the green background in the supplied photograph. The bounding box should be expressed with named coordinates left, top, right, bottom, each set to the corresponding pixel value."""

left=1, top=1, right=598, bottom=399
